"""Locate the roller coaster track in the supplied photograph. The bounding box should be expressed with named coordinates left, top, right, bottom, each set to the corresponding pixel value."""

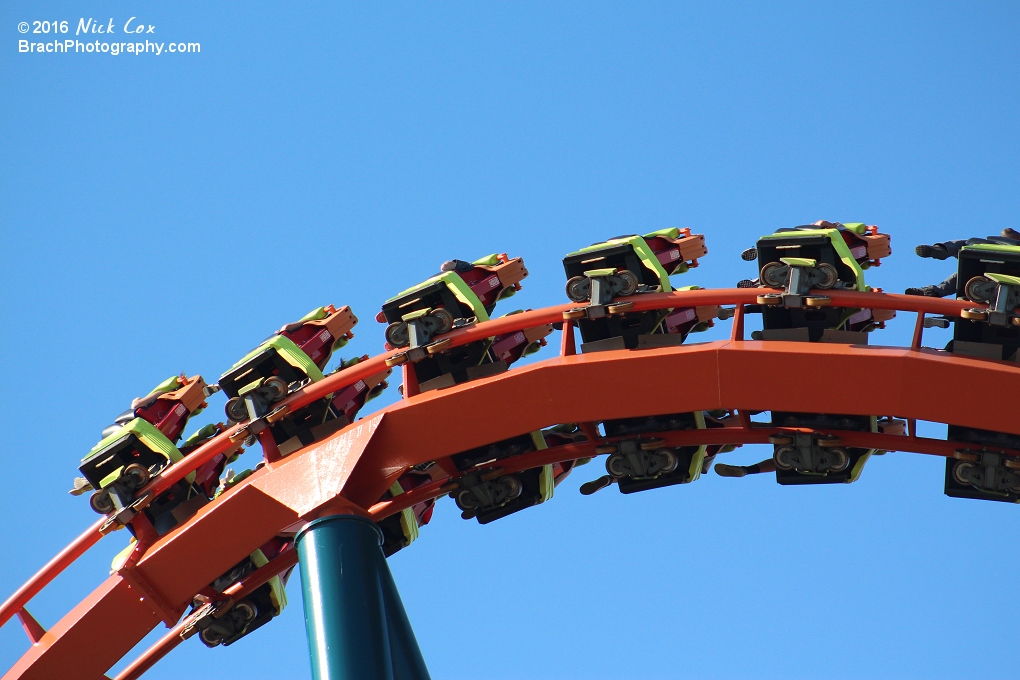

left=3, top=288, right=1019, bottom=680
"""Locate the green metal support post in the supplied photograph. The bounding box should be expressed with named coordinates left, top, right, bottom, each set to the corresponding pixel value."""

left=296, top=515, right=431, bottom=680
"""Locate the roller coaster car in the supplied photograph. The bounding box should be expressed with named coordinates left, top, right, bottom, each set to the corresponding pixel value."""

left=591, top=412, right=709, bottom=494
left=79, top=418, right=210, bottom=534
left=562, top=228, right=718, bottom=349
left=952, top=241, right=1020, bottom=362
left=944, top=425, right=1020, bottom=503
left=769, top=412, right=877, bottom=485
left=450, top=430, right=575, bottom=524
left=130, top=421, right=243, bottom=537
left=80, top=418, right=181, bottom=514
left=219, top=307, right=378, bottom=457
left=747, top=224, right=894, bottom=342
left=191, top=537, right=294, bottom=648
left=78, top=374, right=214, bottom=510
left=377, top=470, right=437, bottom=557
left=219, top=305, right=357, bottom=422
left=379, top=254, right=532, bottom=389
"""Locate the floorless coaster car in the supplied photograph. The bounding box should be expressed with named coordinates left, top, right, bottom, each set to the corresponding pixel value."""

left=219, top=305, right=357, bottom=422
left=951, top=240, right=1020, bottom=362
left=562, top=228, right=722, bottom=350
left=376, top=470, right=437, bottom=557
left=185, top=537, right=294, bottom=647
left=580, top=412, right=710, bottom=494
left=744, top=224, right=894, bottom=342
left=76, top=373, right=216, bottom=496
left=768, top=413, right=879, bottom=485
left=379, top=254, right=536, bottom=391
left=944, top=425, right=1020, bottom=503
left=449, top=429, right=577, bottom=524
left=100, top=422, right=244, bottom=538
left=219, top=307, right=381, bottom=456
left=78, top=418, right=210, bottom=534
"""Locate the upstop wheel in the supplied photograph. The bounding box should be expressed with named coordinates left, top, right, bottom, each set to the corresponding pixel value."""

left=607, top=454, right=631, bottom=478
left=815, top=263, right=838, bottom=289
left=826, top=448, right=849, bottom=473
left=565, top=276, right=591, bottom=303
left=122, top=463, right=150, bottom=490
left=89, top=489, right=114, bottom=514
left=431, top=308, right=455, bottom=335
left=952, top=461, right=976, bottom=486
left=234, top=600, right=257, bottom=624
left=225, top=397, right=249, bottom=423
left=760, top=262, right=788, bottom=289
left=199, top=628, right=223, bottom=648
left=965, top=276, right=996, bottom=304
left=261, top=376, right=289, bottom=402
left=651, top=448, right=679, bottom=475
left=773, top=446, right=797, bottom=471
left=616, top=270, right=639, bottom=297
left=385, top=321, right=410, bottom=348
left=455, top=488, right=481, bottom=512
left=496, top=475, right=523, bottom=504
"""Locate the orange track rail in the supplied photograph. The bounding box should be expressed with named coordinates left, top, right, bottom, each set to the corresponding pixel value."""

left=4, top=289, right=1018, bottom=680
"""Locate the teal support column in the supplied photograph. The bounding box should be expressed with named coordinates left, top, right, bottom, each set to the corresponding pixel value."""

left=296, top=515, right=431, bottom=680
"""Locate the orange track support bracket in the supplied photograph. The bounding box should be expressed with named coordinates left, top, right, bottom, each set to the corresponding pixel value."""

left=258, top=428, right=282, bottom=464
left=402, top=362, right=420, bottom=399
left=560, top=319, right=576, bottom=356
left=911, top=311, right=925, bottom=350
left=15, top=609, right=45, bottom=645
left=730, top=304, right=745, bottom=341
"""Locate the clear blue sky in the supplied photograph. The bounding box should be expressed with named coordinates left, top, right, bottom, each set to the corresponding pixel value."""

left=2, top=2, right=1018, bottom=678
